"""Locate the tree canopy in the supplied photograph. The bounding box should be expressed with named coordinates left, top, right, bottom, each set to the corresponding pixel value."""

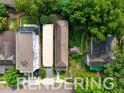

left=62, top=0, right=124, bottom=42
left=13, top=0, right=61, bottom=24
left=0, top=3, right=7, bottom=31
left=0, top=3, right=7, bottom=17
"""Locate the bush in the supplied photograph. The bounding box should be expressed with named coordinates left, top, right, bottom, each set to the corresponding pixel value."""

left=39, top=68, right=46, bottom=79
left=4, top=66, right=20, bottom=86
left=40, top=15, right=48, bottom=24
left=48, top=14, right=57, bottom=23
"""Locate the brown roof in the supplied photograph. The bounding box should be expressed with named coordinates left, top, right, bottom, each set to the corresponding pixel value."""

left=0, top=31, right=15, bottom=61
left=55, top=20, right=68, bottom=69
left=16, top=32, right=33, bottom=73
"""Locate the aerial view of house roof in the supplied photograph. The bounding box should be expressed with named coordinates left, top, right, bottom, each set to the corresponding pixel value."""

left=87, top=36, right=116, bottom=70
left=0, top=31, right=15, bottom=73
left=55, top=20, right=68, bottom=71
left=16, top=31, right=33, bottom=73
left=0, top=31, right=15, bottom=61
left=0, top=0, right=124, bottom=92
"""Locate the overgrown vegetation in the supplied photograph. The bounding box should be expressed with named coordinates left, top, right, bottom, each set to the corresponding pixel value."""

left=104, top=48, right=124, bottom=92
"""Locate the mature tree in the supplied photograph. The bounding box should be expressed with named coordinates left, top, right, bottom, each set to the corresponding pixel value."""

left=13, top=0, right=32, bottom=13
left=62, top=0, right=124, bottom=52
left=36, top=0, right=61, bottom=15
left=4, top=66, right=20, bottom=86
left=30, top=4, right=39, bottom=17
left=13, top=0, right=61, bottom=25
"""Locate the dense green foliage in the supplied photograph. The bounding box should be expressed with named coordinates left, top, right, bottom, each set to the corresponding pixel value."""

left=62, top=0, right=124, bottom=41
left=0, top=3, right=7, bottom=30
left=39, top=68, right=46, bottom=79
left=0, top=3, right=7, bottom=17
left=62, top=0, right=124, bottom=53
left=13, top=0, right=61, bottom=24
left=13, top=0, right=31, bottom=12
left=48, top=14, right=57, bottom=23
left=104, top=50, right=124, bottom=91
left=40, top=15, right=48, bottom=24
left=4, top=66, right=20, bottom=86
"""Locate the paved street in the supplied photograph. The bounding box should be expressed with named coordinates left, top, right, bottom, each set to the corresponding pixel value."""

left=0, top=86, right=74, bottom=93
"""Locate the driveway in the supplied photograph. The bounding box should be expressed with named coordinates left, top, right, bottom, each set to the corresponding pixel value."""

left=0, top=86, right=74, bottom=93
left=46, top=67, right=53, bottom=78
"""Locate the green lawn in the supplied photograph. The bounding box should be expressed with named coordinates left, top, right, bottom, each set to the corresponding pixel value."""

left=20, top=17, right=37, bottom=27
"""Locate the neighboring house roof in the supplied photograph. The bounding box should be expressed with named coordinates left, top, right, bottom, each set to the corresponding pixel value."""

left=16, top=31, right=33, bottom=73
left=0, top=31, right=15, bottom=65
left=0, top=0, right=13, bottom=7
left=87, top=36, right=116, bottom=66
left=42, top=24, right=53, bottom=67
left=19, top=27, right=39, bottom=35
left=55, top=20, right=68, bottom=70
left=0, top=31, right=15, bottom=60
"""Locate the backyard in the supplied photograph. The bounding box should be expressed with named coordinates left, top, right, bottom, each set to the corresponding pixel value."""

left=20, top=17, right=37, bottom=27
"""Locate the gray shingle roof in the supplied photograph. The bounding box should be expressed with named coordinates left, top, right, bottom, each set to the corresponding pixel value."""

left=0, top=0, right=13, bottom=7
left=19, top=27, right=39, bottom=35
left=87, top=36, right=116, bottom=66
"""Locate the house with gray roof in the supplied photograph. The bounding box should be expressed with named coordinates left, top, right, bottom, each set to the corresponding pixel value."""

left=55, top=20, right=68, bottom=72
left=0, top=0, right=13, bottom=7
left=16, top=27, right=40, bottom=75
left=86, top=35, right=116, bottom=71
left=0, top=31, right=15, bottom=73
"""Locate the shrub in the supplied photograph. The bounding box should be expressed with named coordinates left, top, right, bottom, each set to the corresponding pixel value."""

left=40, top=15, right=48, bottom=24
left=4, top=66, right=20, bottom=86
left=39, top=68, right=46, bottom=79
left=48, top=14, right=57, bottom=23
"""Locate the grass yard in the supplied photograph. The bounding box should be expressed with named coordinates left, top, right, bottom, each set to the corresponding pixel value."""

left=20, top=17, right=37, bottom=27
left=69, top=56, right=98, bottom=79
